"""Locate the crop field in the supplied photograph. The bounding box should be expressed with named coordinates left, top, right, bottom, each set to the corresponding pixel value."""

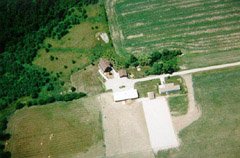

left=5, top=97, right=104, bottom=158
left=106, top=0, right=240, bottom=69
left=157, top=67, right=240, bottom=158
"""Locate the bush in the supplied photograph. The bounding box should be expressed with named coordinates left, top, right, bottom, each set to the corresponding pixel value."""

left=0, top=99, right=8, bottom=110
left=0, top=133, right=11, bottom=141
left=16, top=102, right=25, bottom=110
left=50, top=55, right=54, bottom=61
left=71, top=87, right=76, bottom=92
left=0, top=151, right=11, bottom=158
left=0, top=118, right=8, bottom=131
left=31, top=92, right=39, bottom=99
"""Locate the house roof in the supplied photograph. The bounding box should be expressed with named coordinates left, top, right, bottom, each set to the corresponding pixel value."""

left=99, top=58, right=111, bottom=71
left=113, top=89, right=138, bottom=101
left=159, top=83, right=180, bottom=93
left=118, top=69, right=127, bottom=77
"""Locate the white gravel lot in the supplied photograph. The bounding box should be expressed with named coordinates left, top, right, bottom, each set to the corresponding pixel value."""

left=142, top=97, right=179, bottom=153
left=99, top=93, right=154, bottom=158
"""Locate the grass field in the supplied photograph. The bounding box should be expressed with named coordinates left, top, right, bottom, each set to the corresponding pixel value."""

left=168, top=95, right=188, bottom=116
left=33, top=3, right=114, bottom=88
left=71, top=65, right=105, bottom=96
left=134, top=79, right=160, bottom=97
left=158, top=67, right=240, bottom=158
left=106, top=0, right=240, bottom=69
left=5, top=97, right=104, bottom=158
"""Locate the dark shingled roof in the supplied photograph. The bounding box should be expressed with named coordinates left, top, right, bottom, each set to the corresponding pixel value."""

left=119, top=69, right=127, bottom=77
left=99, top=58, right=111, bottom=72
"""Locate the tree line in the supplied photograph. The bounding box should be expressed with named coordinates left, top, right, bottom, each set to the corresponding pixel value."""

left=0, top=0, right=98, bottom=156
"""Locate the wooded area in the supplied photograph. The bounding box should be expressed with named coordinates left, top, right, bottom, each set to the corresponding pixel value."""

left=0, top=0, right=98, bottom=156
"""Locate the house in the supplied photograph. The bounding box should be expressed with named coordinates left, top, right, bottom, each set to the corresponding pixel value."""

left=98, top=58, right=112, bottom=73
left=113, top=89, right=138, bottom=102
left=159, top=83, right=180, bottom=94
left=118, top=69, right=128, bottom=78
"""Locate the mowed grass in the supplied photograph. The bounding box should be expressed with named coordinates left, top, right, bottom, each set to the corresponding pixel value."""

left=33, top=4, right=113, bottom=84
left=5, top=97, right=104, bottom=158
left=108, top=0, right=240, bottom=69
left=71, top=65, right=105, bottom=96
left=134, top=79, right=160, bottom=97
left=168, top=95, right=188, bottom=116
left=158, top=67, right=240, bottom=158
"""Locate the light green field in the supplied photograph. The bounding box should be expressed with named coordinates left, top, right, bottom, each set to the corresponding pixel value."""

left=134, top=79, right=160, bottom=97
left=168, top=95, right=188, bottom=116
left=158, top=67, right=240, bottom=158
left=107, top=0, right=240, bottom=69
left=71, top=65, right=105, bottom=96
left=5, top=97, right=104, bottom=158
left=33, top=4, right=114, bottom=84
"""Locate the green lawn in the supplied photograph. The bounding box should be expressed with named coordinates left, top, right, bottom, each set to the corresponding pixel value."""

left=33, top=3, right=115, bottom=91
left=168, top=95, right=188, bottom=116
left=157, top=67, right=240, bottom=158
left=71, top=65, right=105, bottom=96
left=107, top=0, right=240, bottom=69
left=5, top=96, right=104, bottom=158
left=134, top=79, right=160, bottom=97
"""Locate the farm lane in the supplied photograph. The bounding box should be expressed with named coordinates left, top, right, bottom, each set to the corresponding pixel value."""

left=105, top=61, right=240, bottom=92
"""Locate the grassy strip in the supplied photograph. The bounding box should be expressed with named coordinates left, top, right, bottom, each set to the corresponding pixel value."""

left=134, top=79, right=160, bottom=97
left=168, top=95, right=188, bottom=116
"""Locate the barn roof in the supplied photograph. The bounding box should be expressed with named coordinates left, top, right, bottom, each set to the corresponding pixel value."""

left=113, top=89, right=138, bottom=101
left=99, top=58, right=111, bottom=72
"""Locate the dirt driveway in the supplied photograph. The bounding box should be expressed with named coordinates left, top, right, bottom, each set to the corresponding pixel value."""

left=98, top=93, right=154, bottom=158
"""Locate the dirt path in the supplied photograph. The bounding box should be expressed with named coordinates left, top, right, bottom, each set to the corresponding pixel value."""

left=172, top=74, right=201, bottom=133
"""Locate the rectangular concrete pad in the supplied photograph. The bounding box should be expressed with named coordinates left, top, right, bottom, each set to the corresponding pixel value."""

left=142, top=98, right=179, bottom=153
left=100, top=94, right=154, bottom=158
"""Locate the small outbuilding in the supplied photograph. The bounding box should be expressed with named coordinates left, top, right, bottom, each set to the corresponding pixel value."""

left=159, top=83, right=180, bottom=94
left=98, top=58, right=112, bottom=73
left=147, top=92, right=155, bottom=99
left=118, top=69, right=128, bottom=78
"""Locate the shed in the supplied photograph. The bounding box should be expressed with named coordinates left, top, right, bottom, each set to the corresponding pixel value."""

left=159, top=83, right=180, bottom=94
left=147, top=92, right=155, bottom=99
left=113, top=89, right=138, bottom=102
left=118, top=69, right=128, bottom=78
left=98, top=58, right=112, bottom=72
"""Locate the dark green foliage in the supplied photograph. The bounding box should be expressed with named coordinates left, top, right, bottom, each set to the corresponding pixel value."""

left=146, top=49, right=182, bottom=75
left=47, top=84, right=54, bottom=91
left=0, top=133, right=10, bottom=141
left=0, top=151, right=11, bottom=158
left=16, top=102, right=25, bottom=110
left=71, top=87, right=76, bottom=92
left=0, top=144, right=4, bottom=150
left=72, top=60, right=76, bottom=64
left=0, top=118, right=8, bottom=131
left=64, top=65, right=68, bottom=69
left=50, top=55, right=55, bottom=61
left=0, top=99, right=8, bottom=110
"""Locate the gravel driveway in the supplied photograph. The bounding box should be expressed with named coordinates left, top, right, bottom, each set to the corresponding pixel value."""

left=98, top=93, right=154, bottom=158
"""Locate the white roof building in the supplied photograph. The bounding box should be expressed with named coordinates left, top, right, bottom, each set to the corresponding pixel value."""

left=159, top=83, right=180, bottom=94
left=113, top=89, right=138, bottom=102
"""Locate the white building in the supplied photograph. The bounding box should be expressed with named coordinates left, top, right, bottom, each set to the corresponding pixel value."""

left=113, top=89, right=138, bottom=102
